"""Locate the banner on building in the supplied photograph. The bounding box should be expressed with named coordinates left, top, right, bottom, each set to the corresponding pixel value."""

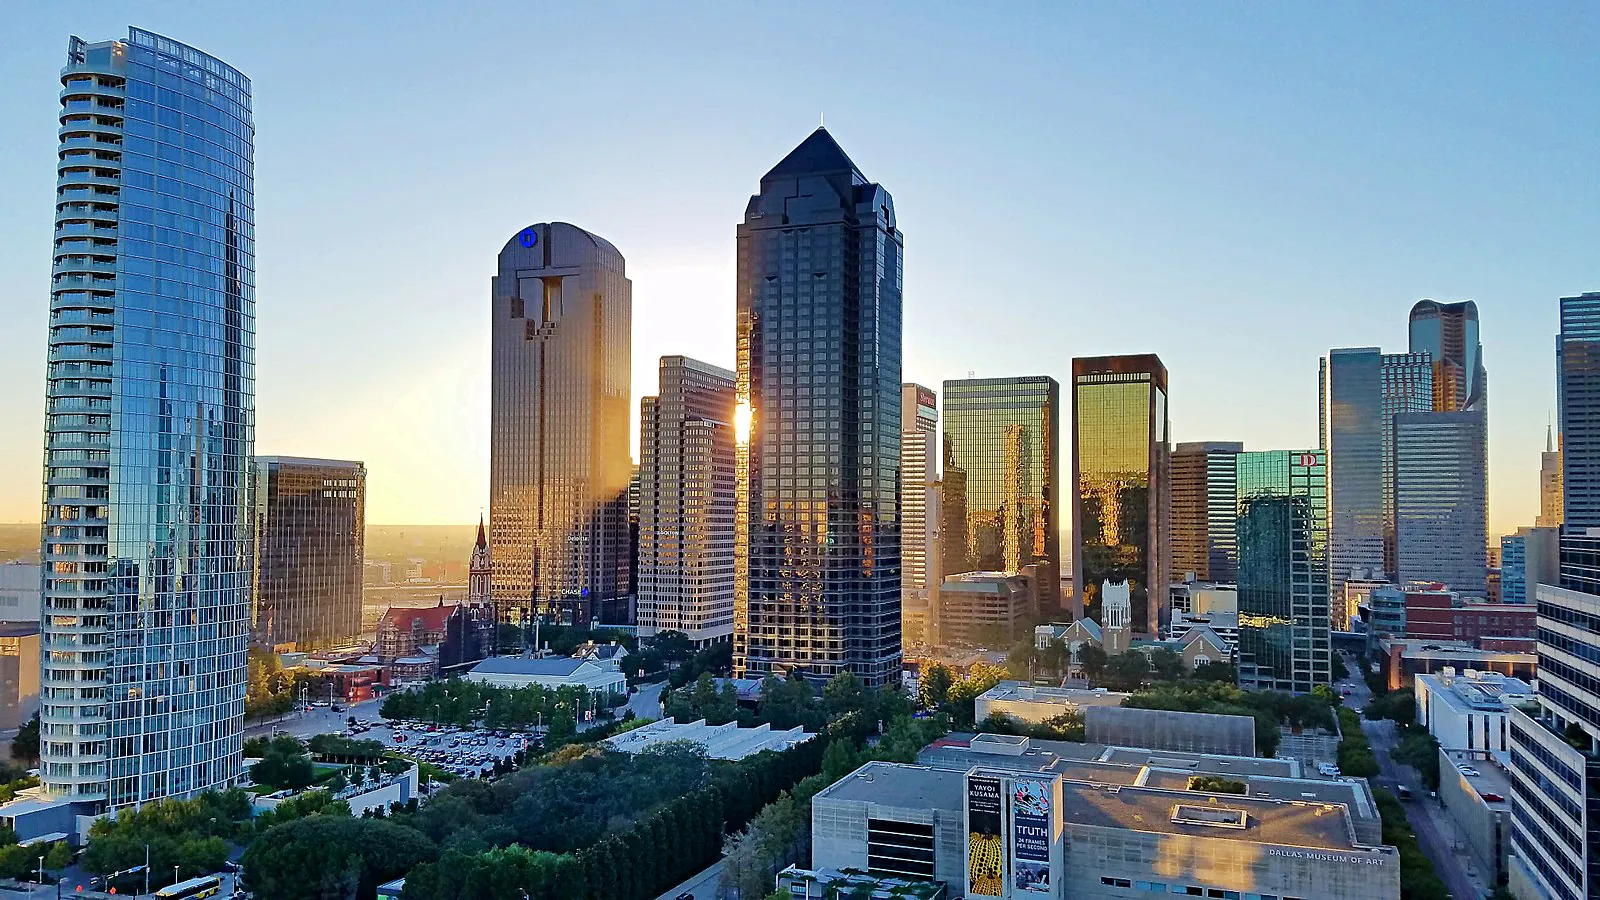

left=1011, top=779, right=1051, bottom=894
left=966, top=776, right=1004, bottom=896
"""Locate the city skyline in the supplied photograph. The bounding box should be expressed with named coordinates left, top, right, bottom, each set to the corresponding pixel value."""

left=1, top=5, right=1595, bottom=534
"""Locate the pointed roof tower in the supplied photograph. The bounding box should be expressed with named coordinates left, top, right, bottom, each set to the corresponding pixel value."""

left=475, top=514, right=487, bottom=550
left=761, top=126, right=864, bottom=183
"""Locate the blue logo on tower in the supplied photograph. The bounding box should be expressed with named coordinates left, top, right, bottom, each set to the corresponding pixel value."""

left=518, top=228, right=539, bottom=248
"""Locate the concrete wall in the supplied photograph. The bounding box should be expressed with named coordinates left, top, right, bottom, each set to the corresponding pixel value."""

left=1062, top=825, right=1401, bottom=900
left=1437, top=748, right=1506, bottom=884
left=811, top=796, right=965, bottom=890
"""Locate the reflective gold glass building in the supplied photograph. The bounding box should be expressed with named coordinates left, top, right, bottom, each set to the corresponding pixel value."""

left=940, top=376, right=1060, bottom=615
left=1072, top=355, right=1168, bottom=637
left=251, top=457, right=365, bottom=650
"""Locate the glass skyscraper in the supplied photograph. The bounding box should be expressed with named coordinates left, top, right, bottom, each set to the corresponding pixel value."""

left=489, top=223, right=633, bottom=629
left=41, top=28, right=253, bottom=809
left=1072, top=355, right=1169, bottom=638
left=940, top=377, right=1060, bottom=615
left=636, top=356, right=737, bottom=646
left=1235, top=450, right=1330, bottom=693
left=733, top=128, right=903, bottom=688
left=250, top=457, right=365, bottom=650
left=1393, top=411, right=1488, bottom=595
left=1169, top=441, right=1243, bottom=584
left=1409, top=299, right=1487, bottom=413
left=1319, top=348, right=1432, bottom=595
left=1508, top=292, right=1600, bottom=900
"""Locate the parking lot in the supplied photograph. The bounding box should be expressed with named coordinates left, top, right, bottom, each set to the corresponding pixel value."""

left=338, top=716, right=539, bottom=779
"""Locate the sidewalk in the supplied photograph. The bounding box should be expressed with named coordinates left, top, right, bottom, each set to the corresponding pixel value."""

left=1411, top=795, right=1492, bottom=898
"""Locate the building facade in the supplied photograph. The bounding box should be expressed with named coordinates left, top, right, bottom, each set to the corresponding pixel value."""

left=1169, top=441, right=1243, bottom=584
left=937, top=571, right=1035, bottom=649
left=733, top=128, right=903, bottom=687
left=250, top=457, right=365, bottom=650
left=1539, top=422, right=1564, bottom=528
left=1072, top=355, right=1169, bottom=639
left=1502, top=526, right=1559, bottom=605
left=1320, top=349, right=1433, bottom=595
left=0, top=563, right=41, bottom=625
left=901, top=384, right=940, bottom=641
left=38, top=28, right=253, bottom=811
left=636, top=355, right=737, bottom=646
left=940, top=377, right=1059, bottom=613
left=1414, top=670, right=1532, bottom=763
left=1234, top=450, right=1331, bottom=693
left=1410, top=299, right=1487, bottom=414
left=1559, top=293, right=1600, bottom=531
left=1393, top=411, right=1489, bottom=596
left=489, top=222, right=632, bottom=629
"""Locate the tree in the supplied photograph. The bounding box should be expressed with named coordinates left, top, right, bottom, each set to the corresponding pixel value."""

left=1103, top=652, right=1151, bottom=691
left=251, top=738, right=317, bottom=791
left=1331, top=653, right=1350, bottom=682
left=11, top=713, right=38, bottom=763
left=242, top=816, right=437, bottom=900
left=1079, top=645, right=1109, bottom=684
left=1146, top=647, right=1184, bottom=683
left=918, top=664, right=953, bottom=708
left=43, top=841, right=71, bottom=870
left=822, top=672, right=866, bottom=718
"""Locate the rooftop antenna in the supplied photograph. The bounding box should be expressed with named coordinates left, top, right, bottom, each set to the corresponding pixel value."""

left=820, top=111, right=825, bottom=128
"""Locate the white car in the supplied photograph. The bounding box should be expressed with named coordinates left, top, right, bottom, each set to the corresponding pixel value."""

left=1459, top=767, right=1480, bottom=777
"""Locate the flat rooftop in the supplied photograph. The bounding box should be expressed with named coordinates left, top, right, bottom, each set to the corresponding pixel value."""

left=1443, top=752, right=1513, bottom=810
left=1100, top=746, right=1298, bottom=778
left=817, top=761, right=965, bottom=809
left=1061, top=781, right=1368, bottom=852
left=978, top=682, right=1130, bottom=707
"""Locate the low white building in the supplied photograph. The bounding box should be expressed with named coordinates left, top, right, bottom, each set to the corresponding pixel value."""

left=462, top=656, right=627, bottom=697
left=604, top=717, right=813, bottom=760
left=1414, top=668, right=1533, bottom=763
left=974, top=682, right=1129, bottom=725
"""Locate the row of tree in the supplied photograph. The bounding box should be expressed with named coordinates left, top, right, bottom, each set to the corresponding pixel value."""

left=380, top=677, right=604, bottom=737
left=398, top=714, right=856, bottom=900
left=662, top=670, right=913, bottom=734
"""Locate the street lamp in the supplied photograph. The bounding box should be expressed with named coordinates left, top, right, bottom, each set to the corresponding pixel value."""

left=36, top=855, right=43, bottom=887
left=173, top=865, right=180, bottom=888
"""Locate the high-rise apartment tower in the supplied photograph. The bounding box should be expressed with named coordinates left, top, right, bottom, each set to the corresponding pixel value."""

left=40, top=29, right=254, bottom=810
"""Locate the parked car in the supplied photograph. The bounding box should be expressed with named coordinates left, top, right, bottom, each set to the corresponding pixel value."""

left=1459, top=767, right=1481, bottom=777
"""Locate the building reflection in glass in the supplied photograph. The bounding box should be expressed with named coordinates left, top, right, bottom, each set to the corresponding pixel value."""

left=1072, top=356, right=1168, bottom=637
left=1235, top=450, right=1330, bottom=693
left=941, top=377, right=1060, bottom=615
left=251, top=457, right=365, bottom=650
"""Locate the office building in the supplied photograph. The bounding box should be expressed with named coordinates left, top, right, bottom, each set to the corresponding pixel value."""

left=1414, top=669, right=1532, bottom=763
left=941, top=377, right=1060, bottom=614
left=1539, top=422, right=1564, bottom=528
left=0, top=626, right=40, bottom=736
left=489, top=222, right=632, bottom=628
left=1340, top=578, right=1388, bottom=632
left=1393, top=411, right=1488, bottom=595
left=1169, top=441, right=1242, bottom=584
left=636, top=355, right=737, bottom=646
left=1320, top=349, right=1433, bottom=594
left=35, top=28, right=253, bottom=811
left=806, top=736, right=1401, bottom=900
left=0, top=563, right=40, bottom=625
left=1072, top=355, right=1169, bottom=638
left=937, top=571, right=1035, bottom=649
left=1501, top=526, right=1559, bottom=604
left=250, top=457, right=365, bottom=650
left=1410, top=299, right=1487, bottom=413
left=1505, top=291, right=1600, bottom=900
left=901, top=384, right=940, bottom=642
left=1234, top=450, right=1331, bottom=693
left=1401, top=589, right=1535, bottom=643
left=733, top=128, right=903, bottom=687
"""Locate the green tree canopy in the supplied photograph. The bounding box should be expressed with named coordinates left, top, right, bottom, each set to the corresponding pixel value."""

left=242, top=816, right=437, bottom=900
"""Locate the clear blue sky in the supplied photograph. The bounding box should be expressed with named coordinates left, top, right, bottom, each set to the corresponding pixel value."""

left=0, top=2, right=1594, bottom=531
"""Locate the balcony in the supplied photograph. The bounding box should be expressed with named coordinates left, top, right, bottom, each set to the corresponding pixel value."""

left=58, top=121, right=123, bottom=141
left=59, top=135, right=122, bottom=153
left=59, top=84, right=124, bottom=104
left=57, top=173, right=122, bottom=191
left=55, top=204, right=118, bottom=224
left=48, top=346, right=112, bottom=364
left=52, top=258, right=116, bottom=277
left=51, top=275, right=115, bottom=293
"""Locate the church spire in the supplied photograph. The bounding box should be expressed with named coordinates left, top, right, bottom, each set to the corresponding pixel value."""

left=475, top=514, right=487, bottom=549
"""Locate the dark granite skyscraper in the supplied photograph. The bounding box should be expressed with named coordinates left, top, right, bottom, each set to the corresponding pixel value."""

left=251, top=457, right=365, bottom=650
left=489, top=223, right=632, bottom=629
left=733, top=128, right=903, bottom=687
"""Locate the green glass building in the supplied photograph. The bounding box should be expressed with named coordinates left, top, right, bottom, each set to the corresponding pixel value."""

left=1235, top=450, right=1331, bottom=693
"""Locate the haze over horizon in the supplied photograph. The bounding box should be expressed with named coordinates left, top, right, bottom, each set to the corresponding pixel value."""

left=1, top=3, right=1595, bottom=533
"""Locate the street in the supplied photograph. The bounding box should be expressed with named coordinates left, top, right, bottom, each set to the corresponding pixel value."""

left=1338, top=652, right=1485, bottom=900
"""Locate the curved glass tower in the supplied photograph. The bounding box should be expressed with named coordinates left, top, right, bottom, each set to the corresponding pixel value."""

left=42, top=28, right=253, bottom=810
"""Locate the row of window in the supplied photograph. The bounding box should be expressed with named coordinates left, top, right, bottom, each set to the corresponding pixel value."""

left=1098, top=876, right=1300, bottom=900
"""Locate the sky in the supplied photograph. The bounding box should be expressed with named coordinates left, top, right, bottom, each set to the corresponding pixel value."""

left=0, top=3, right=1595, bottom=534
